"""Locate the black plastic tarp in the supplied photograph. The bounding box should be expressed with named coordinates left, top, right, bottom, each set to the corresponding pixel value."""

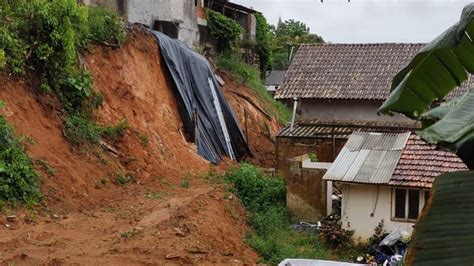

left=150, top=30, right=250, bottom=163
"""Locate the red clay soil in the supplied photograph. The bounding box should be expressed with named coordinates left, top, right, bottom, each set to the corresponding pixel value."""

left=0, top=29, right=260, bottom=264
left=220, top=71, right=282, bottom=168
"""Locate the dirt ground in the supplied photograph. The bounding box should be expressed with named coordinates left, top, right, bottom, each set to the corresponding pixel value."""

left=0, top=29, right=274, bottom=264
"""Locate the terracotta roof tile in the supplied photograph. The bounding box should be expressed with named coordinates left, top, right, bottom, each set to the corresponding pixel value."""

left=389, top=134, right=468, bottom=188
left=275, top=43, right=472, bottom=100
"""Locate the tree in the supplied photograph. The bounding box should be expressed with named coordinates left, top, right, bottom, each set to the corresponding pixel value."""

left=378, top=3, right=474, bottom=265
left=270, top=18, right=324, bottom=70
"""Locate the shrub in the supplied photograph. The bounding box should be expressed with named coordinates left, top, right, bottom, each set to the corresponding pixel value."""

left=63, top=114, right=102, bottom=145
left=225, top=163, right=285, bottom=213
left=87, top=6, right=125, bottom=45
left=206, top=9, right=244, bottom=53
left=0, top=20, right=26, bottom=74
left=0, top=49, right=5, bottom=69
left=225, top=163, right=333, bottom=264
left=0, top=0, right=125, bottom=116
left=0, top=115, right=41, bottom=206
left=115, top=171, right=131, bottom=185
left=255, top=13, right=273, bottom=75
left=216, top=55, right=291, bottom=124
left=63, top=114, right=128, bottom=146
left=309, top=152, right=318, bottom=162
left=319, top=219, right=355, bottom=250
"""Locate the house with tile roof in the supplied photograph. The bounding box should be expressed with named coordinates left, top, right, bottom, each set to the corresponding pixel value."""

left=276, top=43, right=471, bottom=229
left=322, top=131, right=467, bottom=241
left=275, top=43, right=471, bottom=171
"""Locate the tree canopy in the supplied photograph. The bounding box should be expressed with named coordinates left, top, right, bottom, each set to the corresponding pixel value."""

left=270, top=18, right=324, bottom=70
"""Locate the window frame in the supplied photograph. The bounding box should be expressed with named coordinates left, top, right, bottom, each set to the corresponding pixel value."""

left=391, top=187, right=428, bottom=222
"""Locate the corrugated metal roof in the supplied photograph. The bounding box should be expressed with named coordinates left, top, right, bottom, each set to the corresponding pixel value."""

left=277, top=120, right=418, bottom=139
left=323, top=132, right=410, bottom=184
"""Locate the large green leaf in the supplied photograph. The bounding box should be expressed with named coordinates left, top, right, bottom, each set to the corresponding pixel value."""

left=406, top=171, right=474, bottom=265
left=378, top=3, right=474, bottom=118
left=417, top=89, right=474, bottom=168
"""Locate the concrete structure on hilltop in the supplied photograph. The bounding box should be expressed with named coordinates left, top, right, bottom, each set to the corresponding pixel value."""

left=79, top=0, right=258, bottom=50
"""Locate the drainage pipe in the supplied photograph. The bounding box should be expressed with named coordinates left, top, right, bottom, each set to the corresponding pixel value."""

left=290, top=97, right=298, bottom=133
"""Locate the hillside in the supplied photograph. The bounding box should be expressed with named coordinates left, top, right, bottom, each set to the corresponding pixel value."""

left=0, top=28, right=282, bottom=264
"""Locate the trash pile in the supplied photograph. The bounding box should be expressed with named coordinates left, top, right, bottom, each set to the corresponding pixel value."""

left=357, top=226, right=411, bottom=265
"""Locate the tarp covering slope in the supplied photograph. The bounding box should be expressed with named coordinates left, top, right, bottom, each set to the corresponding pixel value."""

left=151, top=30, right=250, bottom=163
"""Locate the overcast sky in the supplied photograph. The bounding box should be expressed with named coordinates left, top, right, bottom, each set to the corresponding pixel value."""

left=232, top=0, right=473, bottom=43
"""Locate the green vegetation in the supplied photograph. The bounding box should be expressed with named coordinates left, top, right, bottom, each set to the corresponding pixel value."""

left=181, top=177, right=190, bottom=188
left=63, top=114, right=128, bottom=146
left=0, top=115, right=41, bottom=206
left=207, top=9, right=244, bottom=53
left=37, top=159, right=55, bottom=177
left=95, top=176, right=109, bottom=189
left=255, top=13, right=273, bottom=75
left=216, top=55, right=291, bottom=124
left=138, top=132, right=149, bottom=147
left=225, top=164, right=334, bottom=264
left=308, top=152, right=318, bottom=162
left=377, top=4, right=474, bottom=263
left=87, top=6, right=125, bottom=45
left=115, top=171, right=131, bottom=185
left=270, top=18, right=324, bottom=70
left=0, top=0, right=125, bottom=145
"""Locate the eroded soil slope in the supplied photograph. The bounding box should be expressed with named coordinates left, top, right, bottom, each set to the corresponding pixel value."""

left=0, top=29, right=258, bottom=264
left=220, top=71, right=282, bottom=168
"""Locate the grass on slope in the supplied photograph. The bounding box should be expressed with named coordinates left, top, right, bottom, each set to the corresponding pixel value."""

left=216, top=55, right=291, bottom=125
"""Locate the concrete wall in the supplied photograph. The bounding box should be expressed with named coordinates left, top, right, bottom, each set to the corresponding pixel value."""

left=276, top=136, right=346, bottom=175
left=341, top=183, right=426, bottom=242
left=126, top=0, right=200, bottom=47
left=300, top=99, right=412, bottom=124
left=286, top=155, right=331, bottom=222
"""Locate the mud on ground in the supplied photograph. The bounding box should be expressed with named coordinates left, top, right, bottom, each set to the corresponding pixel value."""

left=0, top=29, right=264, bottom=264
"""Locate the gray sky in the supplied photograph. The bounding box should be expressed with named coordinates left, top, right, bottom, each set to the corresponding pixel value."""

left=232, top=0, right=473, bottom=43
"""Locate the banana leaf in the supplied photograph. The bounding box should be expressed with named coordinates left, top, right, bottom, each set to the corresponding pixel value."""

left=377, top=4, right=474, bottom=265
left=417, top=89, right=474, bottom=168
left=379, top=3, right=474, bottom=119
left=378, top=3, right=474, bottom=166
left=406, top=171, right=474, bottom=266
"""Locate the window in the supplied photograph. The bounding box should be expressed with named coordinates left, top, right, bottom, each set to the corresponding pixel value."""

left=408, top=190, right=420, bottom=219
left=392, top=188, right=426, bottom=221
left=394, top=189, right=406, bottom=218
left=153, top=20, right=179, bottom=39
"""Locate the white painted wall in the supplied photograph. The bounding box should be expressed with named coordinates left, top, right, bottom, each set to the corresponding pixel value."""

left=340, top=183, right=426, bottom=242
left=300, top=99, right=412, bottom=124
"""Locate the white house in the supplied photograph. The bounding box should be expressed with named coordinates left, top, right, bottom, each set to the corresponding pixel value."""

left=323, top=131, right=467, bottom=242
